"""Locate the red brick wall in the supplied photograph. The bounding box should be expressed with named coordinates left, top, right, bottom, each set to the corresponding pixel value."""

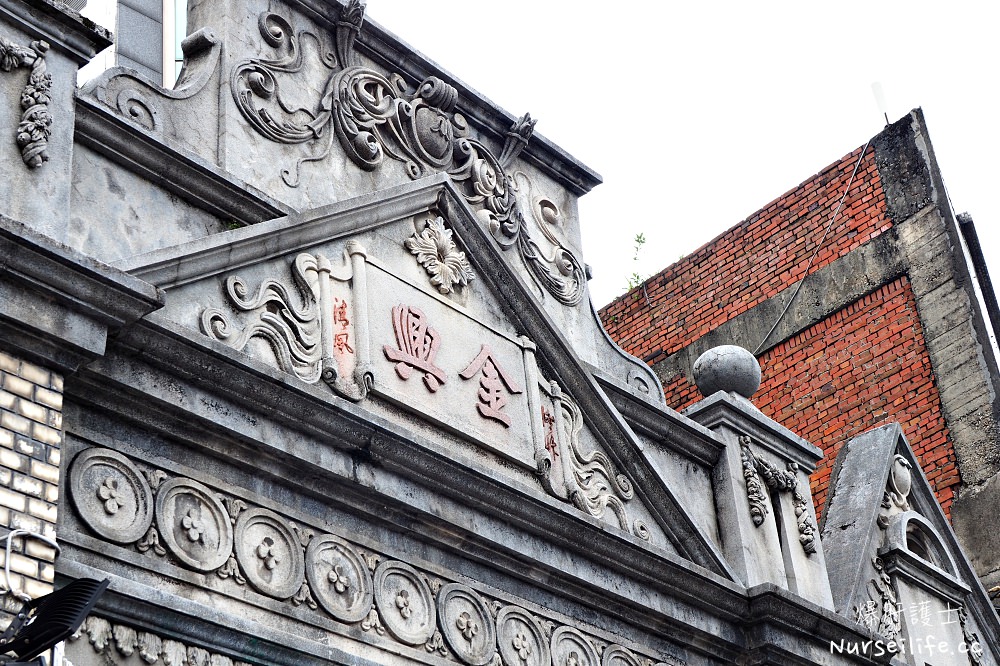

left=657, top=278, right=958, bottom=520
left=599, top=140, right=962, bottom=519
left=600, top=144, right=889, bottom=365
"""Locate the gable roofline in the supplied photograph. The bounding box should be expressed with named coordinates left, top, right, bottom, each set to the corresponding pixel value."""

left=821, top=423, right=1000, bottom=652
left=118, top=174, right=737, bottom=579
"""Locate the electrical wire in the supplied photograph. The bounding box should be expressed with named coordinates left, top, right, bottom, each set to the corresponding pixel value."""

left=753, top=138, right=873, bottom=355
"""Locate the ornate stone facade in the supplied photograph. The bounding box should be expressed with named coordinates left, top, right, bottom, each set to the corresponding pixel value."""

left=0, top=1, right=998, bottom=666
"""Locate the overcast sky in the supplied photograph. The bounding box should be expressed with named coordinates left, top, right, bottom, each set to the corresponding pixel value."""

left=367, top=1, right=999, bottom=311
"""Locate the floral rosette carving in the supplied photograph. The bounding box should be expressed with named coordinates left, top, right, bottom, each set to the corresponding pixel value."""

left=69, top=448, right=154, bottom=544
left=405, top=216, right=475, bottom=294
left=306, top=534, right=373, bottom=623
left=373, top=561, right=435, bottom=646
left=233, top=508, right=305, bottom=599
left=437, top=583, right=496, bottom=666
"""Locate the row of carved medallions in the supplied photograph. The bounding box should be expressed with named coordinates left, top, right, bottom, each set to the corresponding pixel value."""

left=68, top=447, right=683, bottom=666
left=738, top=435, right=817, bottom=555
left=229, top=3, right=586, bottom=306
left=0, top=35, right=52, bottom=168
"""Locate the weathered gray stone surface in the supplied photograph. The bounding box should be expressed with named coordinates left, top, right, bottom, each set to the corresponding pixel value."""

left=3, top=0, right=999, bottom=664
left=823, top=423, right=1000, bottom=665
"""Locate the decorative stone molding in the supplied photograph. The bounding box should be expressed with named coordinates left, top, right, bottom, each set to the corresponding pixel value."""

left=537, top=382, right=648, bottom=541
left=738, top=435, right=817, bottom=555
left=70, top=616, right=252, bottom=666
left=69, top=446, right=681, bottom=664
left=853, top=556, right=901, bottom=647
left=230, top=3, right=586, bottom=307
left=0, top=36, right=51, bottom=168
left=201, top=246, right=372, bottom=400
left=406, top=216, right=475, bottom=294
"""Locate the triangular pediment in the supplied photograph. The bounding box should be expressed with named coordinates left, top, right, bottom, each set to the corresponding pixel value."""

left=821, top=423, right=1000, bottom=659
left=117, top=175, right=733, bottom=578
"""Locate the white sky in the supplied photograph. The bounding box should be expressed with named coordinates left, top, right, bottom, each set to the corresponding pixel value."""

left=368, top=1, right=1000, bottom=310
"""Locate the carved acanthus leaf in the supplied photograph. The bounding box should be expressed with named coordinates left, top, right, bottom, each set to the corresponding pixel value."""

left=74, top=618, right=251, bottom=666
left=405, top=217, right=474, bottom=294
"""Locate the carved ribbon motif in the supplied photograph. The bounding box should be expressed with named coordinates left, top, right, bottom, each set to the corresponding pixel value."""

left=201, top=244, right=372, bottom=400
left=738, top=435, right=817, bottom=555
left=230, top=2, right=585, bottom=306
left=0, top=36, right=51, bottom=168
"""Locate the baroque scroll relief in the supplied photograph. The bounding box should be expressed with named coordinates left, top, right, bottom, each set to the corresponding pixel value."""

left=534, top=381, right=649, bottom=542
left=200, top=243, right=372, bottom=400
left=231, top=2, right=586, bottom=307
left=68, top=446, right=684, bottom=666
left=738, top=435, right=817, bottom=555
left=0, top=36, right=51, bottom=168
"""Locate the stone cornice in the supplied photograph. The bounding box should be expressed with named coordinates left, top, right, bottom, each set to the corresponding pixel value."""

left=0, top=215, right=162, bottom=370
left=0, top=0, right=112, bottom=64
left=74, top=98, right=292, bottom=227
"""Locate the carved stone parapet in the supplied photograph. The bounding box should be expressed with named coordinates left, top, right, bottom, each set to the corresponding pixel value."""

left=229, top=5, right=587, bottom=308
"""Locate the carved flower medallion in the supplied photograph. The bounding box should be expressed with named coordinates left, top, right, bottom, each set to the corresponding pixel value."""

left=551, top=627, right=599, bottom=666
left=233, top=508, right=304, bottom=599
left=373, top=561, right=435, bottom=646
left=438, top=583, right=496, bottom=666
left=305, top=534, right=373, bottom=623
left=405, top=216, right=474, bottom=294
left=496, top=606, right=548, bottom=666
left=601, top=645, right=643, bottom=666
left=155, top=478, right=233, bottom=572
left=69, top=448, right=153, bottom=544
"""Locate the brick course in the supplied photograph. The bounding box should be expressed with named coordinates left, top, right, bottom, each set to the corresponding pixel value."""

left=600, top=145, right=889, bottom=365
left=0, top=350, right=62, bottom=618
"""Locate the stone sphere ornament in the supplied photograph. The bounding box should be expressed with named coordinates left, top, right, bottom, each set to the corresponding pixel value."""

left=692, top=345, right=761, bottom=399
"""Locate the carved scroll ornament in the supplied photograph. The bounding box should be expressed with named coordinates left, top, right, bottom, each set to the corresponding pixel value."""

left=537, top=382, right=648, bottom=541
left=0, top=36, right=51, bottom=168
left=201, top=244, right=372, bottom=400
left=231, top=3, right=585, bottom=306
left=738, top=435, right=817, bottom=555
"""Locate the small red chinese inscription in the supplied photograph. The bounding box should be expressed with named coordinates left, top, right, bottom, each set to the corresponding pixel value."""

left=541, top=406, right=558, bottom=458
left=459, top=345, right=523, bottom=427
